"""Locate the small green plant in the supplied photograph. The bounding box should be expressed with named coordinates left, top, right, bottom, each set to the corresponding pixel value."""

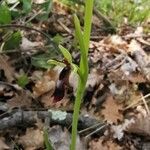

left=17, top=73, right=29, bottom=88
left=48, top=0, right=94, bottom=150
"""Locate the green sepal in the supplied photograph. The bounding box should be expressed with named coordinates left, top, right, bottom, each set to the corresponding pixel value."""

left=47, top=59, right=66, bottom=67
left=59, top=45, right=72, bottom=64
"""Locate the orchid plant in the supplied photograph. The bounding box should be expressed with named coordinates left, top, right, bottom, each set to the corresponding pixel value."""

left=48, top=0, right=94, bottom=149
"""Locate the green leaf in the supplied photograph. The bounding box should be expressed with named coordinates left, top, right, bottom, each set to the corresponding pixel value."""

left=36, top=0, right=52, bottom=21
left=59, top=45, right=72, bottom=64
left=83, top=0, right=94, bottom=54
left=4, top=31, right=22, bottom=50
left=31, top=53, right=52, bottom=69
left=71, top=63, right=82, bottom=78
left=22, top=0, right=32, bottom=13
left=44, top=128, right=53, bottom=150
left=47, top=59, right=66, bottom=67
left=17, top=74, right=29, bottom=88
left=74, top=15, right=86, bottom=57
left=74, top=14, right=87, bottom=74
left=0, top=5, right=11, bottom=24
left=53, top=34, right=63, bottom=44
left=71, top=64, right=79, bottom=73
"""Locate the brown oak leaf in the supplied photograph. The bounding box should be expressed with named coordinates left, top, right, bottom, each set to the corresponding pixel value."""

left=101, top=95, right=123, bottom=124
left=89, top=138, right=122, bottom=150
left=18, top=128, right=44, bottom=150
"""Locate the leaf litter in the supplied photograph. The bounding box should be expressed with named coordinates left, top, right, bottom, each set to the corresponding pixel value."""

left=0, top=0, right=150, bottom=149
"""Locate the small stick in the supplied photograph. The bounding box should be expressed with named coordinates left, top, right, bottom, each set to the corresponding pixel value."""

left=141, top=93, right=150, bottom=115
left=57, top=20, right=72, bottom=34
left=124, top=93, right=150, bottom=110
left=85, top=124, right=107, bottom=139
left=79, top=122, right=102, bottom=134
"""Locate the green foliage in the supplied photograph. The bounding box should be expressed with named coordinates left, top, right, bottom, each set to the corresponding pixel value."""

left=53, top=34, right=63, bottom=45
left=22, top=0, right=32, bottom=13
left=0, top=4, right=11, bottom=24
left=4, top=31, right=22, bottom=50
left=95, top=0, right=150, bottom=26
left=17, top=74, right=29, bottom=88
left=36, top=0, right=52, bottom=21
left=31, top=53, right=54, bottom=69
left=47, top=59, right=66, bottom=67
left=70, top=1, right=94, bottom=150
left=60, top=0, right=149, bottom=26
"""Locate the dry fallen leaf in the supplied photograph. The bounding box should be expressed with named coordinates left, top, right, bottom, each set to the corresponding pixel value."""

left=89, top=138, right=122, bottom=150
left=18, top=128, right=44, bottom=150
left=125, top=72, right=146, bottom=83
left=20, top=37, right=43, bottom=51
left=33, top=69, right=58, bottom=97
left=7, top=90, right=32, bottom=109
left=0, top=55, right=15, bottom=82
left=111, top=118, right=135, bottom=140
left=127, top=109, right=150, bottom=137
left=0, top=137, right=10, bottom=150
left=48, top=125, right=85, bottom=150
left=101, top=95, right=123, bottom=124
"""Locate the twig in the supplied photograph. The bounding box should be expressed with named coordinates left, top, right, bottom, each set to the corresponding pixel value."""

left=93, top=8, right=116, bottom=33
left=25, top=9, right=44, bottom=23
left=85, top=124, right=107, bottom=139
left=124, top=93, right=150, bottom=110
left=9, top=1, right=20, bottom=11
left=0, top=110, right=103, bottom=130
left=141, top=93, right=150, bottom=115
left=131, top=45, right=150, bottom=81
left=79, top=122, right=102, bottom=134
left=57, top=20, right=72, bottom=34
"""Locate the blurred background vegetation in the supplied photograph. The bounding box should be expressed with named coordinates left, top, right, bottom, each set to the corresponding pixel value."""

left=62, top=0, right=149, bottom=27
left=0, top=0, right=149, bottom=27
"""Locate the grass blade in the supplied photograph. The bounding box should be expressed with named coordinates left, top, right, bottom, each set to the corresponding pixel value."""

left=44, top=128, right=53, bottom=150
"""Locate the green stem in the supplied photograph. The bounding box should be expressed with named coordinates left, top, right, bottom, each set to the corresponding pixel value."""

left=70, top=1, right=94, bottom=149
left=70, top=56, right=88, bottom=150
left=70, top=79, right=86, bottom=150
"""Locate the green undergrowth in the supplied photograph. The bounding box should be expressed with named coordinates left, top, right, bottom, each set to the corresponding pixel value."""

left=96, top=0, right=149, bottom=26
left=60, top=0, right=150, bottom=27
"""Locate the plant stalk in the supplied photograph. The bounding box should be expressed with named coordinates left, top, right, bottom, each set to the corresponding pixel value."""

left=70, top=78, right=86, bottom=150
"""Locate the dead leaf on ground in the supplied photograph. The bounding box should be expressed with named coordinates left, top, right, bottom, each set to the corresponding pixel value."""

left=33, top=69, right=58, bottom=97
left=20, top=37, right=43, bottom=51
left=7, top=90, right=32, bottom=109
left=125, top=72, right=146, bottom=83
left=40, top=91, right=72, bottom=109
left=101, top=95, right=123, bottom=124
left=127, top=107, right=150, bottom=137
left=0, top=55, right=15, bottom=82
left=111, top=118, right=135, bottom=140
left=0, top=137, right=10, bottom=150
left=89, top=138, right=122, bottom=150
left=48, top=125, right=85, bottom=150
left=18, top=128, right=44, bottom=150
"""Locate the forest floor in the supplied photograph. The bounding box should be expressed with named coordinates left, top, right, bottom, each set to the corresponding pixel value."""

left=0, top=0, right=150, bottom=149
